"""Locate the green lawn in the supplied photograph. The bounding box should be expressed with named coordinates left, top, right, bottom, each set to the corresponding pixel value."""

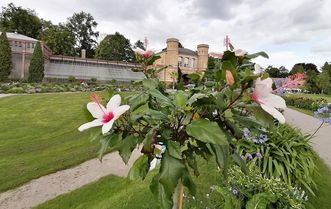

left=289, top=105, right=313, bottom=116
left=289, top=93, right=331, bottom=103
left=35, top=158, right=219, bottom=209
left=0, top=93, right=105, bottom=192
left=35, top=154, right=331, bottom=209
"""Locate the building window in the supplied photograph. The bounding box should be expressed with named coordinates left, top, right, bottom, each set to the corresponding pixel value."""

left=27, top=43, right=30, bottom=48
left=178, top=56, right=183, bottom=67
left=192, top=58, right=195, bottom=68
left=18, top=42, right=22, bottom=47
left=184, top=57, right=189, bottom=67
left=15, top=41, right=18, bottom=47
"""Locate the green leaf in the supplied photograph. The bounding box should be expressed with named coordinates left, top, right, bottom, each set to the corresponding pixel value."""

left=151, top=152, right=186, bottom=209
left=175, top=90, right=188, bottom=107
left=118, top=135, right=138, bottom=164
left=186, top=119, right=228, bottom=145
left=98, top=133, right=121, bottom=161
left=222, top=51, right=237, bottom=67
left=142, top=78, right=158, bottom=89
left=182, top=169, right=196, bottom=195
left=246, top=51, right=269, bottom=59
left=186, top=93, right=207, bottom=105
left=211, top=144, right=229, bottom=171
left=231, top=152, right=248, bottom=174
left=167, top=141, right=182, bottom=159
left=246, top=193, right=276, bottom=209
left=247, top=105, right=275, bottom=128
left=143, top=126, right=158, bottom=153
left=149, top=89, right=174, bottom=107
left=130, top=103, right=149, bottom=121
left=128, top=155, right=149, bottom=180
left=128, top=92, right=149, bottom=111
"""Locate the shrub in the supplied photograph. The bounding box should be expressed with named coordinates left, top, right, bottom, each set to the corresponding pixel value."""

left=28, top=42, right=44, bottom=83
left=283, top=95, right=327, bottom=111
left=236, top=124, right=317, bottom=194
left=7, top=87, right=25, bottom=93
left=0, top=32, right=12, bottom=81
left=90, top=77, right=97, bottom=84
left=67, top=76, right=76, bottom=83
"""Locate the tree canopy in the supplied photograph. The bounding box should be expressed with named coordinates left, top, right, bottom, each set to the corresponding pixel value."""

left=28, top=42, right=44, bottom=82
left=40, top=24, right=76, bottom=56
left=0, top=3, right=42, bottom=39
left=0, top=32, right=12, bottom=81
left=65, top=11, right=99, bottom=58
left=95, top=32, right=135, bottom=61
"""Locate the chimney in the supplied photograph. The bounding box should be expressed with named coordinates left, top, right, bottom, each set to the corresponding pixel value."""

left=81, top=49, right=86, bottom=59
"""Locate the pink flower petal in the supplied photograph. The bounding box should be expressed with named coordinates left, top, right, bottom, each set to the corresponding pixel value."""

left=260, top=104, right=285, bottom=124
left=78, top=119, right=103, bottom=132
left=114, top=105, right=130, bottom=120
left=102, top=120, right=115, bottom=134
left=106, top=94, right=121, bottom=112
left=87, top=102, right=106, bottom=119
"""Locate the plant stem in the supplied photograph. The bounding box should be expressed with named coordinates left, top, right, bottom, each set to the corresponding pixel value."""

left=172, top=180, right=184, bottom=209
left=178, top=181, right=184, bottom=209
left=308, top=122, right=324, bottom=140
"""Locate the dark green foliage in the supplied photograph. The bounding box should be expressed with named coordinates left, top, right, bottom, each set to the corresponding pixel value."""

left=237, top=124, right=317, bottom=194
left=290, top=63, right=320, bottom=93
left=28, top=42, right=44, bottom=82
left=283, top=95, right=327, bottom=111
left=40, top=24, right=76, bottom=56
left=316, top=62, right=331, bottom=94
left=133, top=40, right=145, bottom=50
left=0, top=3, right=42, bottom=39
left=0, top=32, right=12, bottom=81
left=65, top=11, right=99, bottom=58
left=95, top=32, right=135, bottom=61
left=265, top=66, right=289, bottom=78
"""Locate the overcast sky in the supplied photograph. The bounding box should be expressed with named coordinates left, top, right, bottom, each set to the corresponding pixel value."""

left=1, top=0, right=331, bottom=69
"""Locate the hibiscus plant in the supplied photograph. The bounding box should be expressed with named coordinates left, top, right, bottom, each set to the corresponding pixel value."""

left=79, top=46, right=289, bottom=209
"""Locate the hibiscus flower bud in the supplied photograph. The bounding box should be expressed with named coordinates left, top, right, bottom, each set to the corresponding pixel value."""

left=226, top=70, right=234, bottom=86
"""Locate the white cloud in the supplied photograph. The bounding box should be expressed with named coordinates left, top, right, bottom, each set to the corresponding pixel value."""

left=1, top=0, right=330, bottom=69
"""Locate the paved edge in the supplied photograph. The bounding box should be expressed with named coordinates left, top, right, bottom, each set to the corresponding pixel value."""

left=0, top=149, right=141, bottom=209
left=284, top=108, right=331, bottom=168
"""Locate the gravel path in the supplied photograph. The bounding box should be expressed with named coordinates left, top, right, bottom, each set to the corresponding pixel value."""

left=0, top=94, right=14, bottom=98
left=284, top=108, right=331, bottom=168
left=0, top=149, right=141, bottom=209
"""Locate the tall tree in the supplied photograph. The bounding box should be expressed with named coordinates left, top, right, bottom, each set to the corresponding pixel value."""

left=290, top=64, right=305, bottom=75
left=28, top=42, right=44, bottom=82
left=95, top=32, right=135, bottom=61
left=133, top=40, right=145, bottom=50
left=40, top=24, right=76, bottom=56
left=0, top=3, right=42, bottom=39
left=65, top=11, right=99, bottom=58
left=316, top=70, right=331, bottom=94
left=0, top=32, right=12, bottom=81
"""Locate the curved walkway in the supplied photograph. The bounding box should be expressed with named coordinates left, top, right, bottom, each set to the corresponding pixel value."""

left=0, top=149, right=141, bottom=209
left=284, top=108, right=331, bottom=168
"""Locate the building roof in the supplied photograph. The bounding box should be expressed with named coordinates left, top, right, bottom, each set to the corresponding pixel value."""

left=0, top=32, right=38, bottom=42
left=178, top=48, right=197, bottom=56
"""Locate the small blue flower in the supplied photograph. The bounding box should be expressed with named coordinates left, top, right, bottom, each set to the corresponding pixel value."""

left=243, top=128, right=250, bottom=139
left=246, top=153, right=253, bottom=160
left=252, top=138, right=258, bottom=144
left=256, top=152, right=263, bottom=159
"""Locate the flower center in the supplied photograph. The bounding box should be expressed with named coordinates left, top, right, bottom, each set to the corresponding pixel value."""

left=102, top=112, right=114, bottom=123
left=251, top=92, right=259, bottom=103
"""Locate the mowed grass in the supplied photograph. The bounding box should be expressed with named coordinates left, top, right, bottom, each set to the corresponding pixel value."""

left=307, top=156, right=331, bottom=209
left=35, top=158, right=219, bottom=209
left=289, top=93, right=331, bottom=103
left=35, top=155, right=331, bottom=209
left=0, top=93, right=106, bottom=192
